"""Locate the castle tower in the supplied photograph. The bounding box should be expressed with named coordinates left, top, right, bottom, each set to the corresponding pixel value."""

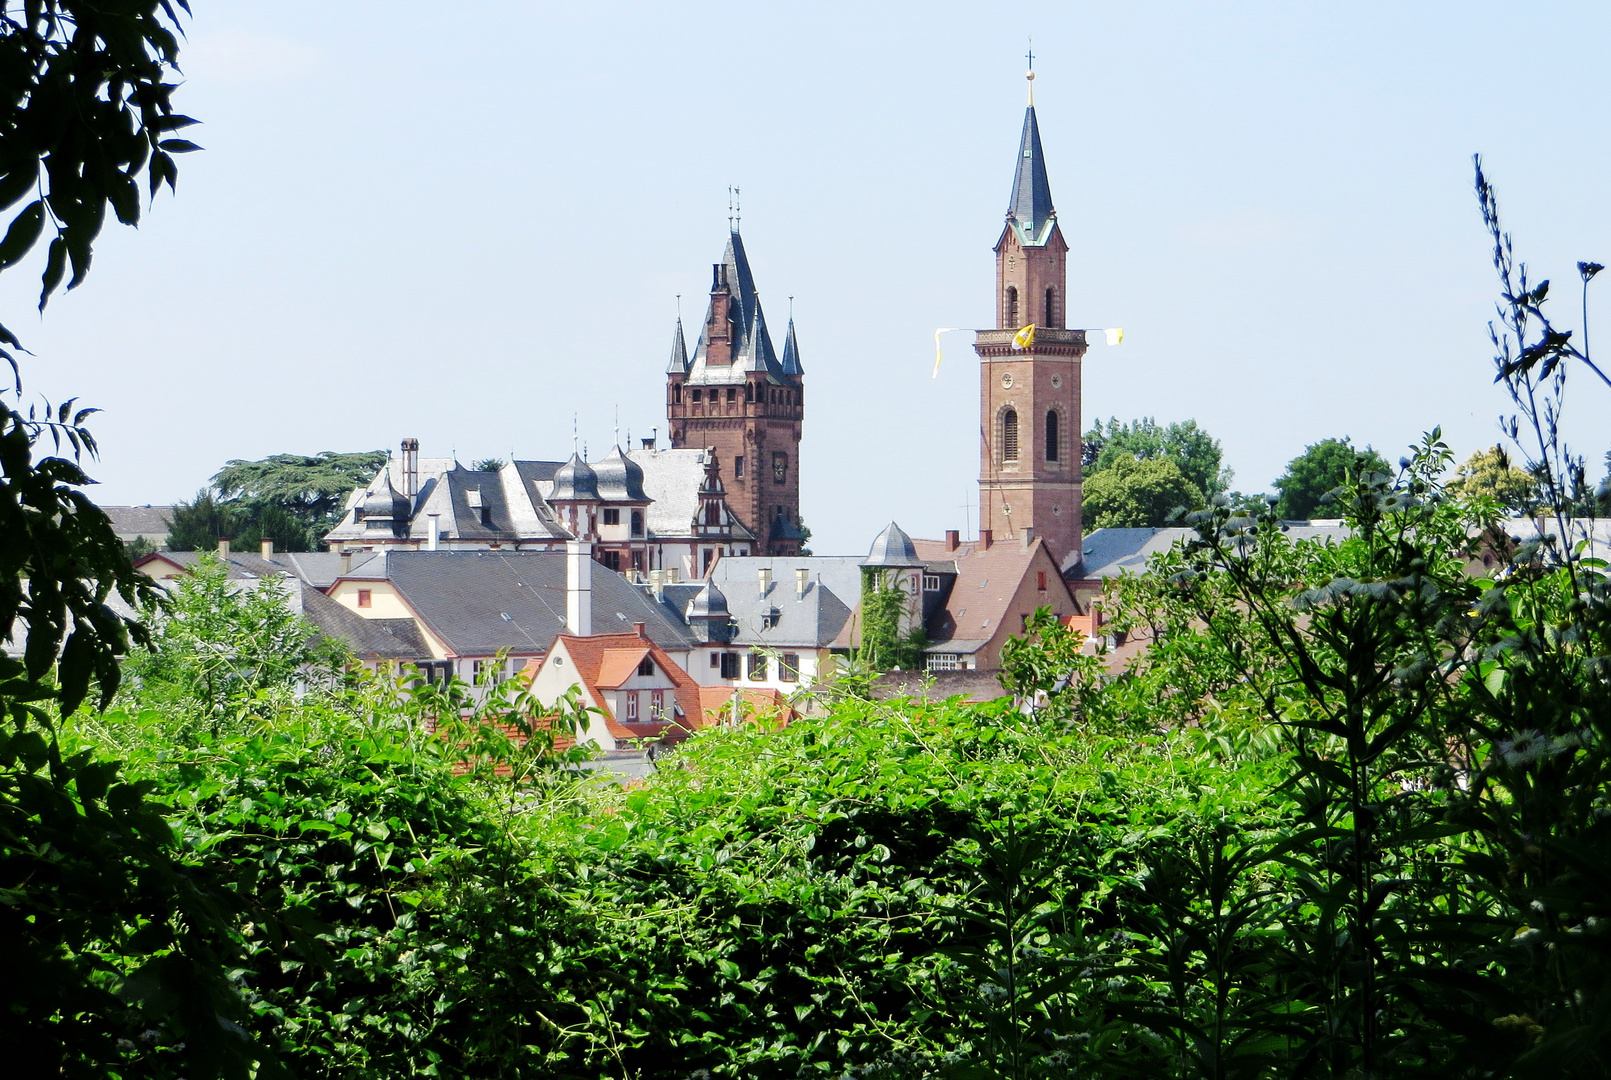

left=974, top=67, right=1086, bottom=570
left=666, top=227, right=805, bottom=555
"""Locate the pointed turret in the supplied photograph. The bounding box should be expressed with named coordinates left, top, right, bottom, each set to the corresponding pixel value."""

left=1008, top=104, right=1056, bottom=247
left=780, top=315, right=803, bottom=376
left=666, top=316, right=689, bottom=373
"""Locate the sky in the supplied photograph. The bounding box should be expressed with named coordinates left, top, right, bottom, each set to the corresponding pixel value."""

left=4, top=1, right=1609, bottom=556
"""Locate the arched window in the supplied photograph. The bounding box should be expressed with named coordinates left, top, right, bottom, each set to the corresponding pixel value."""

left=1045, top=409, right=1060, bottom=462
left=1002, top=408, right=1019, bottom=462
left=672, top=383, right=682, bottom=404
left=745, top=382, right=754, bottom=403
left=1005, top=285, right=1019, bottom=328
left=704, top=501, right=720, bottom=526
left=1044, top=287, right=1057, bottom=328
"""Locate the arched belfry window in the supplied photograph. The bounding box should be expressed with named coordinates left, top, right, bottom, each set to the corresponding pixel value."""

left=1002, top=408, right=1019, bottom=462
left=1045, top=287, right=1057, bottom=328
left=1045, top=409, right=1060, bottom=462
left=1005, top=286, right=1019, bottom=329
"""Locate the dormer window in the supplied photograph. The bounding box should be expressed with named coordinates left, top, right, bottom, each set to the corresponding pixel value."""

left=637, top=656, right=655, bottom=677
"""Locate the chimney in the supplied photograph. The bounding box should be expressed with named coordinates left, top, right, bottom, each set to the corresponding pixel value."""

left=758, top=566, right=772, bottom=598
left=945, top=529, right=960, bottom=552
left=634, top=621, right=647, bottom=640
left=260, top=538, right=274, bottom=558
left=650, top=568, right=665, bottom=603
left=340, top=550, right=353, bottom=574
left=980, top=529, right=993, bottom=550
left=216, top=538, right=230, bottom=559
left=1022, top=526, right=1036, bottom=548
left=427, top=513, right=440, bottom=551
left=566, top=540, right=593, bottom=636
left=400, top=438, right=419, bottom=497
left=641, top=427, right=658, bottom=451
left=795, top=566, right=809, bottom=598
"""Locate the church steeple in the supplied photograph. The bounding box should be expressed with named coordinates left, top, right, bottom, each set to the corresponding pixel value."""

left=666, top=315, right=689, bottom=373
left=1008, top=101, right=1056, bottom=246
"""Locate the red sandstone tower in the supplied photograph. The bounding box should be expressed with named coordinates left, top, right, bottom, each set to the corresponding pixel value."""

left=974, top=68, right=1086, bottom=571
left=665, top=227, right=806, bottom=555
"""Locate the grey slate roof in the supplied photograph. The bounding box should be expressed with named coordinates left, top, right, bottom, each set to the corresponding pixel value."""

left=99, top=505, right=175, bottom=543
left=629, top=447, right=756, bottom=541
left=780, top=317, right=804, bottom=376
left=707, top=555, right=863, bottom=648
left=666, top=316, right=689, bottom=373
left=344, top=550, right=694, bottom=657
left=864, top=521, right=921, bottom=567
left=549, top=453, right=600, bottom=501
left=687, top=229, right=794, bottom=387
left=299, top=586, right=430, bottom=660
left=1073, top=524, right=1353, bottom=581
left=139, top=550, right=378, bottom=588
left=594, top=446, right=649, bottom=503
left=1009, top=105, right=1057, bottom=247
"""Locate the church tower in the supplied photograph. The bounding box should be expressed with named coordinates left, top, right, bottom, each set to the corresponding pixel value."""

left=666, top=226, right=806, bottom=555
left=974, top=67, right=1086, bottom=570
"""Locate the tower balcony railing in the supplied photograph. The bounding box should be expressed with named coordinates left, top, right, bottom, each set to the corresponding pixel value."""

left=974, top=328, right=1087, bottom=349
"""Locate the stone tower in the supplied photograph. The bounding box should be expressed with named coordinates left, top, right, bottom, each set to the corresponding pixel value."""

left=666, top=227, right=806, bottom=555
left=974, top=70, right=1086, bottom=570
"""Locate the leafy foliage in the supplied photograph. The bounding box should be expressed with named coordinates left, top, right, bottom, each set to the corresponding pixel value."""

left=1271, top=435, right=1390, bottom=520
left=860, top=566, right=928, bottom=672
left=171, top=450, right=389, bottom=552
left=1082, top=451, right=1203, bottom=528
left=1082, top=416, right=1231, bottom=499
left=1446, top=444, right=1541, bottom=515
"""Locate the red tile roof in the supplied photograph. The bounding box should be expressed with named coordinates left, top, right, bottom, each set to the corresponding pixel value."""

left=594, top=647, right=652, bottom=689
left=523, top=632, right=705, bottom=745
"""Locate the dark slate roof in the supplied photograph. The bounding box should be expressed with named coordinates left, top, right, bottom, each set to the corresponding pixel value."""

left=864, top=521, right=921, bottom=567
left=136, top=550, right=378, bottom=587
left=594, top=446, right=649, bottom=502
left=707, top=556, right=863, bottom=649
left=99, top=505, right=175, bottom=541
left=689, top=228, right=793, bottom=386
left=369, top=551, right=694, bottom=657
left=549, top=453, right=600, bottom=501
left=1071, top=525, right=1353, bottom=580
left=666, top=316, right=689, bottom=373
left=299, top=586, right=430, bottom=660
left=780, top=317, right=803, bottom=376
left=441, top=465, right=520, bottom=541
left=1009, top=105, right=1056, bottom=247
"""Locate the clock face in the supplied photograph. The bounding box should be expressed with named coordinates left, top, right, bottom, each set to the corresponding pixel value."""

left=1051, top=374, right=1062, bottom=389
left=1000, top=373, right=1014, bottom=389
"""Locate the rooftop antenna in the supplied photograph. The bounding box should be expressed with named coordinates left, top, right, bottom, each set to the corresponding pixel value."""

left=1026, top=38, right=1035, bottom=105
left=572, top=413, right=578, bottom=456
left=675, top=293, right=682, bottom=320
left=614, top=405, right=620, bottom=450
left=734, top=186, right=740, bottom=232
left=727, top=186, right=735, bottom=232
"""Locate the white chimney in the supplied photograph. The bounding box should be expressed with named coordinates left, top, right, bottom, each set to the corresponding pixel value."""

left=795, top=567, right=809, bottom=599
left=260, top=538, right=274, bottom=558
left=216, top=538, right=230, bottom=558
left=1022, top=526, right=1036, bottom=548
left=566, top=540, right=593, bottom=636
left=427, top=513, right=440, bottom=551
left=340, top=550, right=353, bottom=574
left=758, top=566, right=772, bottom=598
left=650, top=568, right=665, bottom=603
left=400, top=437, right=419, bottom=497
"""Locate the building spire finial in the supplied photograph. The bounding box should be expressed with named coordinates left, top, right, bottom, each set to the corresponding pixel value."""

left=727, top=185, right=742, bottom=234
left=1026, top=38, right=1036, bottom=105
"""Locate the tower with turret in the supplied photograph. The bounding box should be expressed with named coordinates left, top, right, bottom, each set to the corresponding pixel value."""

left=974, top=65, right=1086, bottom=570
left=665, top=225, right=805, bottom=555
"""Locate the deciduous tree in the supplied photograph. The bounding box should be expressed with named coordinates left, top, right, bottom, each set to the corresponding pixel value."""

left=1272, top=436, right=1390, bottom=520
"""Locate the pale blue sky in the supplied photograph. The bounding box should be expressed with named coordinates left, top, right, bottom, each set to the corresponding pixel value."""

left=4, top=1, right=1608, bottom=555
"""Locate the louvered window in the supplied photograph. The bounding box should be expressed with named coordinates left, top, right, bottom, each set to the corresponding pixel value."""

left=1005, top=285, right=1019, bottom=328
left=1045, top=409, right=1059, bottom=462
left=1003, top=409, right=1019, bottom=462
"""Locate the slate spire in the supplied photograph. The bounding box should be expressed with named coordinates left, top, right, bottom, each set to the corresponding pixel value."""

left=780, top=313, right=803, bottom=376
left=1008, top=102, right=1056, bottom=246
left=666, top=316, right=689, bottom=373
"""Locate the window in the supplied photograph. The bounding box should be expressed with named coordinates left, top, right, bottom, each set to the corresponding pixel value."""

left=727, top=387, right=737, bottom=402
left=625, top=691, right=639, bottom=720
left=602, top=508, right=620, bottom=526
left=747, top=652, right=769, bottom=681
left=673, top=384, right=682, bottom=404
left=927, top=653, right=961, bottom=671
left=734, top=455, right=744, bottom=478
left=745, top=382, right=754, bottom=402
left=1044, top=286, right=1056, bottom=328
left=780, top=653, right=800, bottom=683
left=631, top=510, right=644, bottom=537
left=601, top=550, right=621, bottom=571
left=692, top=388, right=702, bottom=402
left=1037, top=571, right=1047, bottom=591
left=650, top=689, right=665, bottom=718
left=473, top=658, right=507, bottom=683
left=1021, top=613, right=1030, bottom=631
left=923, top=573, right=941, bottom=591
left=1002, top=408, right=1019, bottom=462
left=631, top=550, right=644, bottom=572
left=762, top=609, right=780, bottom=630
left=772, top=452, right=787, bottom=485
left=703, top=548, right=715, bottom=574
left=357, top=589, right=372, bottom=608
left=637, top=656, right=655, bottom=677
left=720, top=652, right=741, bottom=680
left=1045, top=409, right=1059, bottom=462
left=710, top=652, right=721, bottom=668
left=705, top=501, right=721, bottom=526
left=1005, top=284, right=1019, bottom=328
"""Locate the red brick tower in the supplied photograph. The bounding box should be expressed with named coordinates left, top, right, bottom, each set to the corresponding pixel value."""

left=666, top=227, right=805, bottom=555
left=975, top=68, right=1087, bottom=571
